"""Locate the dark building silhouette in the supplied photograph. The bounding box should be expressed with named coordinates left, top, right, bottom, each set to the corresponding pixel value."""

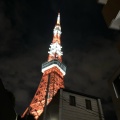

left=98, top=0, right=120, bottom=30
left=0, top=78, right=16, bottom=120
left=108, top=68, right=120, bottom=120
left=0, top=78, right=35, bottom=120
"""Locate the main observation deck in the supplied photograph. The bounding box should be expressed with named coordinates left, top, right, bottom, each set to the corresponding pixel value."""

left=41, top=60, right=66, bottom=76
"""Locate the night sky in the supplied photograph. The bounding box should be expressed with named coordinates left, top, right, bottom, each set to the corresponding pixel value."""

left=0, top=0, right=120, bottom=120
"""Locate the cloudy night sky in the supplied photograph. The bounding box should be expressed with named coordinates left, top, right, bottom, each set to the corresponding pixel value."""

left=0, top=0, right=120, bottom=120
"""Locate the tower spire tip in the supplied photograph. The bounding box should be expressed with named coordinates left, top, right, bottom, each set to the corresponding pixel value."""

left=57, top=13, right=60, bottom=25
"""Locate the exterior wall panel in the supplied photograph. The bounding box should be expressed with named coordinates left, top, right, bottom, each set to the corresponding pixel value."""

left=61, top=90, right=103, bottom=120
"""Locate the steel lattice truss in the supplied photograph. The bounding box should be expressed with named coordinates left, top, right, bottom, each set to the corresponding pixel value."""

left=22, top=68, right=64, bottom=119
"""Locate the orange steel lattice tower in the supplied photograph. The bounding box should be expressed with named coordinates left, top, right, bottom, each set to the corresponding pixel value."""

left=22, top=13, right=66, bottom=120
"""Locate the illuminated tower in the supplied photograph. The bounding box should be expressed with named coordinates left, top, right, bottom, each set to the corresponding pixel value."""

left=22, top=13, right=66, bottom=120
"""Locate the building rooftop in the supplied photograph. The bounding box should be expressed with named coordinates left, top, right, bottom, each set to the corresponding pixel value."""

left=62, top=89, right=100, bottom=99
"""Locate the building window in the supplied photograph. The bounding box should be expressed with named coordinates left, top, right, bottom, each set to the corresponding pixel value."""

left=113, top=75, right=120, bottom=98
left=69, top=95, right=76, bottom=106
left=85, top=99, right=92, bottom=110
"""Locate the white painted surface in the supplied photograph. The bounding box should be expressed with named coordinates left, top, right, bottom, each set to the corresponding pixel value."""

left=109, top=11, right=120, bottom=30
left=112, top=82, right=119, bottom=98
left=61, top=91, right=104, bottom=120
left=97, top=0, right=108, bottom=4
left=98, top=99, right=104, bottom=120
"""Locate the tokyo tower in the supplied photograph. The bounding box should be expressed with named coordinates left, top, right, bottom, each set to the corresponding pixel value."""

left=22, top=13, right=66, bottom=120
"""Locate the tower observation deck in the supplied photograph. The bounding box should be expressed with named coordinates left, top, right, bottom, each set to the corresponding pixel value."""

left=22, top=13, right=66, bottom=120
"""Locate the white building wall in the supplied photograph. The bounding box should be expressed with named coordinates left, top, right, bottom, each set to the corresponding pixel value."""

left=109, top=11, right=120, bottom=30
left=98, top=0, right=108, bottom=4
left=60, top=90, right=104, bottom=120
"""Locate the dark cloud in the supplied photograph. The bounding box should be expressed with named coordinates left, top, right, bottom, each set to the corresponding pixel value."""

left=49, top=0, right=60, bottom=12
left=0, top=0, right=120, bottom=120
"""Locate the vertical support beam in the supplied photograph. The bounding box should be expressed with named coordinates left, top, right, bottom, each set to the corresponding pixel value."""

left=43, top=74, right=50, bottom=120
left=59, top=89, right=63, bottom=120
left=97, top=99, right=104, bottom=120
